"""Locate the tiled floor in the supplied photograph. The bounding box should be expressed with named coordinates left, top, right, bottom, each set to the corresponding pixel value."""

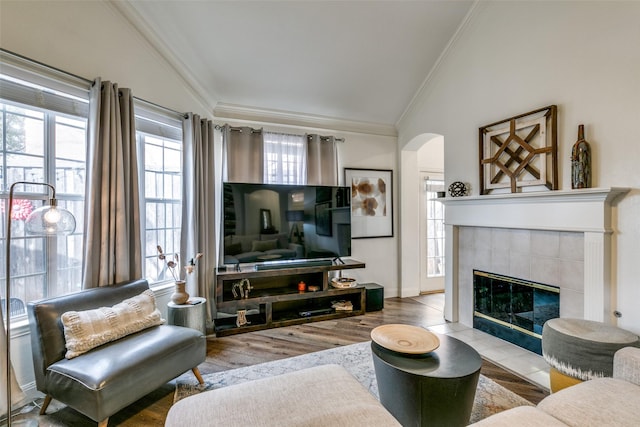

left=416, top=293, right=551, bottom=391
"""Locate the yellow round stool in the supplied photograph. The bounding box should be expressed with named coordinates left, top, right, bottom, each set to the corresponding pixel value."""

left=542, top=318, right=640, bottom=392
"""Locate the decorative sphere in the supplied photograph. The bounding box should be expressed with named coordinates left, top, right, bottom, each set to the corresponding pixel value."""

left=448, top=181, right=467, bottom=197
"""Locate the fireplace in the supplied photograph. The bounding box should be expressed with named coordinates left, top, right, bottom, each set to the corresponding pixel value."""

left=473, top=270, right=559, bottom=355
left=442, top=187, right=629, bottom=331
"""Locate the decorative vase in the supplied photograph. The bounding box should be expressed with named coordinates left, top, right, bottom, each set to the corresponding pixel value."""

left=171, top=280, right=190, bottom=305
left=571, top=124, right=592, bottom=189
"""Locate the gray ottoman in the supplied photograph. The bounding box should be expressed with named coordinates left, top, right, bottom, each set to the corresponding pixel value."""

left=542, top=318, right=640, bottom=392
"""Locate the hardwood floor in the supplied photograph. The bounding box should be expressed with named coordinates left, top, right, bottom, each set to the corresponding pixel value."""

left=18, top=295, right=548, bottom=426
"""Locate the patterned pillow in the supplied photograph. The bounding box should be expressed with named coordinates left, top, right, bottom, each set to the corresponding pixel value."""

left=61, top=289, right=165, bottom=359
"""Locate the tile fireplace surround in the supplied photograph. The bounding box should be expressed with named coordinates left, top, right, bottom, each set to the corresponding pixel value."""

left=441, top=188, right=629, bottom=329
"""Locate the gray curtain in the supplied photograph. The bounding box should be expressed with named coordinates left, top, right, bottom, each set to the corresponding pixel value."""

left=223, top=125, right=264, bottom=183
left=306, top=134, right=338, bottom=185
left=82, top=78, right=142, bottom=288
left=1, top=309, right=26, bottom=418
left=181, top=114, right=216, bottom=318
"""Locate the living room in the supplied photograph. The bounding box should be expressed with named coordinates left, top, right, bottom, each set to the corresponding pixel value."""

left=1, top=0, right=639, bottom=426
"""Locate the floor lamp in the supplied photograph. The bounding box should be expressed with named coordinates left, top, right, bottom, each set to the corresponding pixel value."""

left=4, top=182, right=76, bottom=427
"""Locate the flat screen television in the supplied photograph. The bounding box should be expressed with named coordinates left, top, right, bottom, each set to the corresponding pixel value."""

left=221, top=182, right=351, bottom=266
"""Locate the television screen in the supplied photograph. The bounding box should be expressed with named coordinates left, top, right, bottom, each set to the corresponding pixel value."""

left=222, top=182, right=351, bottom=265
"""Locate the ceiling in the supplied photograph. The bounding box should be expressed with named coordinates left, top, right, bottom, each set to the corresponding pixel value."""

left=119, top=1, right=474, bottom=131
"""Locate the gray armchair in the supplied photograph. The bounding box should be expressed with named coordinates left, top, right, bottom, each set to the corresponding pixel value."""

left=27, top=279, right=206, bottom=427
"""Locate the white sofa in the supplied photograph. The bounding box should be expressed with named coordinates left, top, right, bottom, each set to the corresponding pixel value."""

left=166, top=364, right=401, bottom=427
left=470, top=346, right=640, bottom=426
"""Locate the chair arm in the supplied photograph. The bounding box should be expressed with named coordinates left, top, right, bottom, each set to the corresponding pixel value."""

left=613, top=346, right=640, bottom=386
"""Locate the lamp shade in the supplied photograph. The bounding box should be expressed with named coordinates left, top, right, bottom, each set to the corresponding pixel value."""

left=286, top=210, right=305, bottom=222
left=25, top=204, right=76, bottom=235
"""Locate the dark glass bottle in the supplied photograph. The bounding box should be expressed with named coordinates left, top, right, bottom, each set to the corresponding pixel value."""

left=571, top=124, right=591, bottom=189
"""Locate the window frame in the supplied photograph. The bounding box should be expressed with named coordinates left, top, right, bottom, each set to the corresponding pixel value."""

left=0, top=81, right=88, bottom=315
left=135, top=102, right=183, bottom=287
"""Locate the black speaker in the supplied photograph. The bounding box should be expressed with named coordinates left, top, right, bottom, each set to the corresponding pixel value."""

left=363, top=283, right=384, bottom=312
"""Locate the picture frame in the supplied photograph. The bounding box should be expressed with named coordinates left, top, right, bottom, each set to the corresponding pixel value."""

left=344, top=168, right=393, bottom=238
left=314, top=202, right=332, bottom=236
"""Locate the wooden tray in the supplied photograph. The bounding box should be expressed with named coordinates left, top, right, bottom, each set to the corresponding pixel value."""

left=371, top=324, right=440, bottom=354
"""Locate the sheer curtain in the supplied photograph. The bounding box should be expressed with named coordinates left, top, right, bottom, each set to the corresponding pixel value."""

left=82, top=78, right=142, bottom=288
left=223, top=125, right=264, bottom=183
left=181, top=114, right=216, bottom=318
left=306, top=134, right=338, bottom=185
left=264, top=132, right=307, bottom=184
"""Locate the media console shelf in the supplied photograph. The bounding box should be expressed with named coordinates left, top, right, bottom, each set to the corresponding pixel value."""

left=214, top=259, right=366, bottom=336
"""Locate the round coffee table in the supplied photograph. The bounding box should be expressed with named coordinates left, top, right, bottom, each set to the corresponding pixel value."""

left=371, top=332, right=482, bottom=427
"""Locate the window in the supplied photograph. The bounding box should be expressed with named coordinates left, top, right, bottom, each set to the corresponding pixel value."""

left=136, top=108, right=183, bottom=285
left=0, top=96, right=87, bottom=317
left=425, top=178, right=445, bottom=277
left=264, top=132, right=306, bottom=184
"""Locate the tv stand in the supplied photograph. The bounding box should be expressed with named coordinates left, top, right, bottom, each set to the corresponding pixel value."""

left=332, top=256, right=345, bottom=265
left=214, top=259, right=366, bottom=336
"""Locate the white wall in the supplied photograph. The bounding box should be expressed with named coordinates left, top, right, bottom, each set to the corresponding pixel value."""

left=397, top=1, right=640, bottom=333
left=0, top=0, right=211, bottom=115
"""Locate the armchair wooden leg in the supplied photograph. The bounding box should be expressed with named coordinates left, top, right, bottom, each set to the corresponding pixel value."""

left=192, top=367, right=205, bottom=385
left=98, top=418, right=108, bottom=427
left=40, top=395, right=53, bottom=415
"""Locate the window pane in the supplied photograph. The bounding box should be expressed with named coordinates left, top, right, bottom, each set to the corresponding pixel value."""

left=425, top=179, right=445, bottom=278
left=0, top=100, right=86, bottom=316
left=140, top=132, right=182, bottom=284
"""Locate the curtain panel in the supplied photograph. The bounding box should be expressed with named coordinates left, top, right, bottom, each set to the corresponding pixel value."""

left=181, top=114, right=216, bottom=318
left=223, top=125, right=264, bottom=183
left=306, top=134, right=338, bottom=186
left=82, top=79, right=142, bottom=288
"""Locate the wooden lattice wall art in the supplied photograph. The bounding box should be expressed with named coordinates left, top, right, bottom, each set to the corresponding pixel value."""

left=479, top=105, right=558, bottom=195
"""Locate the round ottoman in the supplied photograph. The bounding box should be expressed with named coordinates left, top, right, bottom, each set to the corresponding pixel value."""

left=542, top=318, right=640, bottom=392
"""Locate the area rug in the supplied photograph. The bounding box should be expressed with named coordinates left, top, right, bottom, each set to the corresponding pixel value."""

left=175, top=341, right=532, bottom=424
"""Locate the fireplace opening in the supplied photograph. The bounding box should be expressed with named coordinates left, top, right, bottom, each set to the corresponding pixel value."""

left=473, top=270, right=559, bottom=355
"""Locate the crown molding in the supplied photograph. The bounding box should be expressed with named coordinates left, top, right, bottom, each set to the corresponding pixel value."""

left=396, top=0, right=483, bottom=128
left=213, top=103, right=398, bottom=137
left=108, top=0, right=215, bottom=115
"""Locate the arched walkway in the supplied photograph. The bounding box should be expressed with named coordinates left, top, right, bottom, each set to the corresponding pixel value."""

left=399, top=133, right=444, bottom=297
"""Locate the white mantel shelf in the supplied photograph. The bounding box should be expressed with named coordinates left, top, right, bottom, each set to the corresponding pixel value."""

left=442, top=187, right=631, bottom=325
left=441, top=187, right=630, bottom=233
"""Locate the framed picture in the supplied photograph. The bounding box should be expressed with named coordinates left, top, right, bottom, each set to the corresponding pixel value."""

left=314, top=202, right=332, bottom=236
left=344, top=168, right=393, bottom=238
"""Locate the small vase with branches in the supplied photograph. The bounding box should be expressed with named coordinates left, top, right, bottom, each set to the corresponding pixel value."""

left=157, top=245, right=203, bottom=305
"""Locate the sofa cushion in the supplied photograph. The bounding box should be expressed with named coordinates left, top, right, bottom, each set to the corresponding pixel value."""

left=251, top=239, right=278, bottom=252
left=225, top=242, right=243, bottom=256
left=537, top=377, right=640, bottom=426
left=262, top=232, right=289, bottom=249
left=61, top=289, right=164, bottom=359
left=166, top=364, right=400, bottom=427
left=469, top=406, right=567, bottom=426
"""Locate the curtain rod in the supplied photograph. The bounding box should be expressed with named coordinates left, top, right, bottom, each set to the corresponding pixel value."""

left=214, top=124, right=344, bottom=142
left=1, top=48, right=186, bottom=119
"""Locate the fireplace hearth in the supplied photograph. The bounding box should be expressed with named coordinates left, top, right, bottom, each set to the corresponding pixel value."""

left=473, top=270, right=559, bottom=355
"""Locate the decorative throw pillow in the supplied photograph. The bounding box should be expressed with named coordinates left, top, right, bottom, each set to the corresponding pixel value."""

left=225, top=242, right=243, bottom=256
left=251, top=239, right=278, bottom=252
left=61, top=289, right=165, bottom=359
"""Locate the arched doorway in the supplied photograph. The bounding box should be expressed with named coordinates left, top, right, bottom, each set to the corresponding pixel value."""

left=399, top=133, right=444, bottom=297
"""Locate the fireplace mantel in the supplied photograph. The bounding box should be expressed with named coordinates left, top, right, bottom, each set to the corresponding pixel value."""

left=441, top=187, right=630, bottom=326
left=441, top=187, right=629, bottom=233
